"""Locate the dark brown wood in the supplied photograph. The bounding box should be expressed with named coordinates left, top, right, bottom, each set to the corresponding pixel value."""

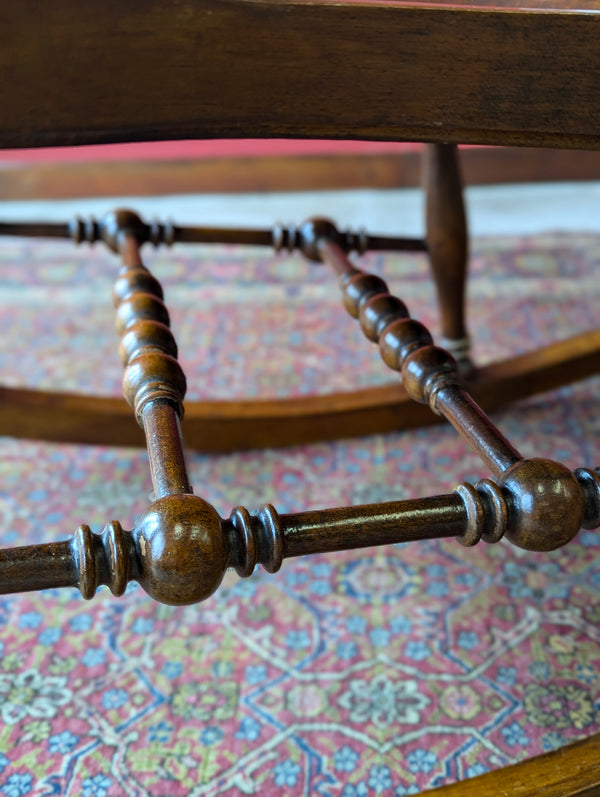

left=0, top=328, right=597, bottom=451
left=0, top=493, right=461, bottom=604
left=498, top=458, right=586, bottom=550
left=280, top=494, right=466, bottom=556
left=0, top=214, right=426, bottom=256
left=0, top=221, right=71, bottom=238
left=425, top=144, right=471, bottom=373
left=317, top=235, right=523, bottom=474
left=111, top=211, right=192, bottom=498
left=433, top=386, right=521, bottom=474
left=0, top=539, right=76, bottom=594
left=2, top=2, right=600, bottom=151
left=316, top=233, right=599, bottom=551
left=1, top=0, right=600, bottom=788
left=0, top=463, right=597, bottom=603
left=1, top=206, right=599, bottom=600
left=426, top=730, right=600, bottom=796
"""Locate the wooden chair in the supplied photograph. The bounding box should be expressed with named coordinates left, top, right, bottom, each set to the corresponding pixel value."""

left=1, top=1, right=600, bottom=793
left=0, top=0, right=599, bottom=451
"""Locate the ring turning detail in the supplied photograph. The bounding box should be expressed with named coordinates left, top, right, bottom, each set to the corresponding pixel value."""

left=0, top=209, right=598, bottom=605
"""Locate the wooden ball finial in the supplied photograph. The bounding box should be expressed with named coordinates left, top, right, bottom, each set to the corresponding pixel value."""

left=297, top=218, right=341, bottom=262
left=100, top=209, right=148, bottom=253
left=134, top=494, right=229, bottom=605
left=499, top=458, right=585, bottom=551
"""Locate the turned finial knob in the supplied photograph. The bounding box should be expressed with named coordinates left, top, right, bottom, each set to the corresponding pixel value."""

left=499, top=458, right=585, bottom=551
left=134, top=494, right=228, bottom=605
left=100, top=209, right=148, bottom=253
left=297, top=218, right=341, bottom=262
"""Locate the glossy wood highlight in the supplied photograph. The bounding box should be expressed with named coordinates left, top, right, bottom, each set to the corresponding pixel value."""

left=0, top=460, right=597, bottom=603
left=426, top=730, right=600, bottom=796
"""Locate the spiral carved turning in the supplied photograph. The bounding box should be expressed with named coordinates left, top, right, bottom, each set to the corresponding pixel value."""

left=110, top=229, right=186, bottom=423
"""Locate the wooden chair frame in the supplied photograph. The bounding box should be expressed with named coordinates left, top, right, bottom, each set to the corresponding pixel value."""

left=1, top=2, right=600, bottom=793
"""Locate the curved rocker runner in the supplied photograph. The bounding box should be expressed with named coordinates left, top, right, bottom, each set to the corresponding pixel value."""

left=0, top=210, right=599, bottom=605
left=1, top=190, right=599, bottom=452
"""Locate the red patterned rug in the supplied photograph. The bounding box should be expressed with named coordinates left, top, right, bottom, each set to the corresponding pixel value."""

left=0, top=230, right=598, bottom=795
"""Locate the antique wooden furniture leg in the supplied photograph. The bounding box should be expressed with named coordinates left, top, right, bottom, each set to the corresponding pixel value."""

left=1, top=1, right=599, bottom=454
left=0, top=209, right=599, bottom=796
left=0, top=211, right=598, bottom=605
left=424, top=143, right=472, bottom=375
left=0, top=210, right=599, bottom=451
left=1, top=2, right=600, bottom=792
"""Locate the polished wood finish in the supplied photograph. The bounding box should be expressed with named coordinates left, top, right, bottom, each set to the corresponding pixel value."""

left=317, top=231, right=521, bottom=474
left=2, top=2, right=600, bottom=790
left=1, top=464, right=598, bottom=602
left=0, top=455, right=598, bottom=603
left=0, top=211, right=598, bottom=452
left=0, top=215, right=425, bottom=255
left=1, top=212, right=598, bottom=452
left=0, top=492, right=462, bottom=602
left=2, top=1, right=600, bottom=151
left=426, top=730, right=600, bottom=796
left=1, top=211, right=600, bottom=605
left=110, top=211, right=192, bottom=499
left=313, top=226, right=598, bottom=552
left=425, top=144, right=471, bottom=373
left=1, top=189, right=600, bottom=797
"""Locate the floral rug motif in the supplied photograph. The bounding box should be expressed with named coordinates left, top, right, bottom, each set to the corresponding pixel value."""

left=0, top=229, right=598, bottom=795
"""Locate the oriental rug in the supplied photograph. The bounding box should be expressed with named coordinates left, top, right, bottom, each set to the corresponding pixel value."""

left=0, top=230, right=598, bottom=795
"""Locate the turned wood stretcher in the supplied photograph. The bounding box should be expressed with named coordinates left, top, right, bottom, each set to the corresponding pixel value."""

left=1, top=0, right=600, bottom=792
left=0, top=145, right=598, bottom=451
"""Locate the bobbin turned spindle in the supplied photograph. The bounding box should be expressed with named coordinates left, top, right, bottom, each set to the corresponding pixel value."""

left=0, top=210, right=598, bottom=607
left=110, top=211, right=190, bottom=499
left=294, top=219, right=593, bottom=553
left=0, top=209, right=422, bottom=255
left=297, top=219, right=520, bottom=476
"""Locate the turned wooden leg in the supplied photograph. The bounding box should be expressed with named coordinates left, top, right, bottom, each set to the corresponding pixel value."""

left=424, top=143, right=472, bottom=376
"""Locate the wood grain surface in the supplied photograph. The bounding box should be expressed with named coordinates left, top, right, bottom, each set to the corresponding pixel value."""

left=2, top=0, right=600, bottom=150
left=426, top=730, right=600, bottom=796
